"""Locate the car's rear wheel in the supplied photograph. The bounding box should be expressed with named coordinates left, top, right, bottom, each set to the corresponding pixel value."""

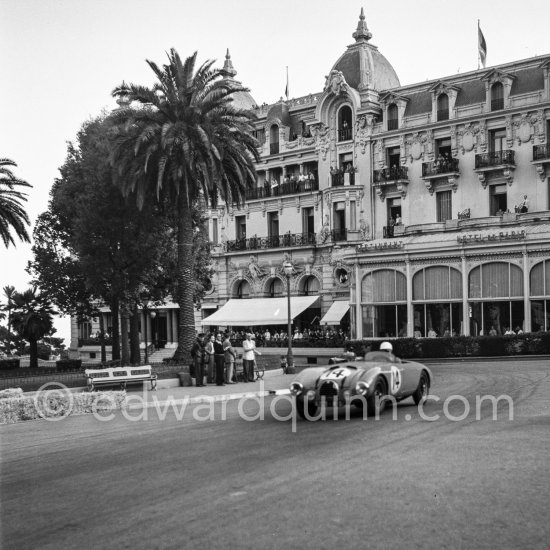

left=413, top=371, right=430, bottom=405
left=366, top=378, right=387, bottom=417
left=296, top=398, right=320, bottom=420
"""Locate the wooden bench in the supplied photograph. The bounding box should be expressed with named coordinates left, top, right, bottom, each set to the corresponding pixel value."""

left=85, top=366, right=157, bottom=392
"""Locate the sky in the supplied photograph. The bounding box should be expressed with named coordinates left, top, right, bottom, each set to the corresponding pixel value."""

left=1, top=0, right=550, bottom=344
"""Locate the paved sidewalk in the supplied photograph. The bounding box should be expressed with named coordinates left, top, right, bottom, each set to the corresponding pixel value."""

left=127, top=370, right=295, bottom=407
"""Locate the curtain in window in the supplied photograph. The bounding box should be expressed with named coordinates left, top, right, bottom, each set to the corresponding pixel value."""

left=413, top=267, right=462, bottom=300
left=470, top=262, right=524, bottom=298
left=361, top=270, right=406, bottom=303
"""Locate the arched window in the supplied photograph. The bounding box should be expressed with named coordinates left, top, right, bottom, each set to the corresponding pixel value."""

left=267, top=278, right=284, bottom=298
left=491, top=82, right=504, bottom=111
left=387, top=104, right=399, bottom=130
left=338, top=105, right=353, bottom=141
left=530, top=260, right=550, bottom=332
left=437, top=93, right=449, bottom=121
left=269, top=124, right=279, bottom=154
left=412, top=266, right=462, bottom=337
left=235, top=280, right=251, bottom=299
left=361, top=269, right=407, bottom=338
left=468, top=262, right=524, bottom=335
left=301, top=275, right=320, bottom=296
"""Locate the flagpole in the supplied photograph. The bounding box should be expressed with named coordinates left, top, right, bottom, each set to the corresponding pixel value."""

left=285, top=66, right=289, bottom=101
left=477, top=20, right=480, bottom=70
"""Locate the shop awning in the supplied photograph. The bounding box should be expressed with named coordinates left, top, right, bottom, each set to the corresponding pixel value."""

left=320, top=300, right=350, bottom=325
left=201, top=296, right=319, bottom=326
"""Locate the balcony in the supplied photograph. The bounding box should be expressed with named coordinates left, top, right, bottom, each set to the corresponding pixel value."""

left=421, top=157, right=460, bottom=194
left=474, top=150, right=515, bottom=187
left=372, top=166, right=409, bottom=200
left=330, top=228, right=348, bottom=242
left=225, top=232, right=316, bottom=252
left=532, top=144, right=550, bottom=181
left=331, top=170, right=355, bottom=187
left=338, top=127, right=352, bottom=142
left=245, top=178, right=319, bottom=201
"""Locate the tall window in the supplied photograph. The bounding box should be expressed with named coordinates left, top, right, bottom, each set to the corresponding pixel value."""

left=236, top=280, right=251, bottom=299
left=435, top=138, right=452, bottom=158
left=302, top=207, right=314, bottom=236
left=268, top=212, right=279, bottom=238
left=387, top=197, right=401, bottom=224
left=338, top=105, right=353, bottom=141
left=491, top=82, right=504, bottom=111
left=302, top=276, right=320, bottom=296
left=437, top=93, right=449, bottom=121
left=268, top=278, right=284, bottom=298
left=333, top=202, right=346, bottom=238
left=387, top=104, right=398, bottom=130
left=386, top=147, right=400, bottom=173
left=235, top=215, right=246, bottom=241
left=350, top=201, right=356, bottom=230
left=78, top=321, right=92, bottom=339
left=490, top=184, right=507, bottom=215
left=530, top=260, right=550, bottom=332
left=436, top=191, right=452, bottom=222
left=211, top=218, right=218, bottom=245
left=270, top=124, right=279, bottom=154
left=490, top=129, right=506, bottom=152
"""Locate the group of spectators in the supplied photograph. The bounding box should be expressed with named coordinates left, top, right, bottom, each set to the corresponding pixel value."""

left=222, top=327, right=350, bottom=347
left=190, top=331, right=260, bottom=387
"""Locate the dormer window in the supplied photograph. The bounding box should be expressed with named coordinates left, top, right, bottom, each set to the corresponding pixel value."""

left=338, top=106, right=353, bottom=141
left=437, top=94, right=449, bottom=121
left=491, top=82, right=504, bottom=111
left=269, top=124, right=279, bottom=154
left=387, top=104, right=399, bottom=130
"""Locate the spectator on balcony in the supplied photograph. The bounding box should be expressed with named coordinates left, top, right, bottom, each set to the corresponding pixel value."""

left=270, top=178, right=279, bottom=192
left=308, top=171, right=316, bottom=184
left=390, top=164, right=398, bottom=179
left=519, top=195, right=529, bottom=213
left=443, top=153, right=451, bottom=171
left=389, top=216, right=396, bottom=227
left=395, top=214, right=402, bottom=226
left=283, top=174, right=290, bottom=185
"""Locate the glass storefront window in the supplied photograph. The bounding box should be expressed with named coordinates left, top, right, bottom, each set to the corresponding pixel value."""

left=413, top=303, right=463, bottom=337
left=531, top=300, right=550, bottom=332
left=361, top=304, right=406, bottom=338
left=469, top=300, right=524, bottom=335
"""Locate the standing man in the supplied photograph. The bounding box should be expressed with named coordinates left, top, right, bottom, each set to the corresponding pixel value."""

left=213, top=333, right=225, bottom=386
left=190, top=333, right=206, bottom=387
left=242, top=333, right=261, bottom=382
left=223, top=333, right=237, bottom=384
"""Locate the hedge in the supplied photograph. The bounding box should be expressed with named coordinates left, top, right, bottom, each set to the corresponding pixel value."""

left=56, top=359, right=83, bottom=372
left=346, top=332, right=550, bottom=359
left=0, top=390, right=126, bottom=424
left=0, top=359, right=20, bottom=370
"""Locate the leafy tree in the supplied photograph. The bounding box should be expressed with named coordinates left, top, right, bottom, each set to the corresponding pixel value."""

left=11, top=288, right=56, bottom=369
left=110, top=49, right=259, bottom=361
left=0, top=158, right=32, bottom=247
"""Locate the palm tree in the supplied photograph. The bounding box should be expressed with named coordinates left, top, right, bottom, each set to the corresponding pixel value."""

left=110, top=50, right=259, bottom=361
left=1, top=285, right=16, bottom=354
left=0, top=158, right=32, bottom=248
left=11, top=288, right=55, bottom=369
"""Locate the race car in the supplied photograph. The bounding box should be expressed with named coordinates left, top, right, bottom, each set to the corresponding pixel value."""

left=289, top=348, right=432, bottom=420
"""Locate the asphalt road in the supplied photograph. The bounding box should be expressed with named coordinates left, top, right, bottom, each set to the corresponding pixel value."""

left=1, top=359, right=549, bottom=550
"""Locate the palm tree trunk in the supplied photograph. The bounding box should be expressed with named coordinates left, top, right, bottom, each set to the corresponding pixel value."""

left=120, top=309, right=130, bottom=365
left=111, top=297, right=120, bottom=361
left=29, top=339, right=38, bottom=369
left=129, top=305, right=140, bottom=364
left=173, top=194, right=196, bottom=363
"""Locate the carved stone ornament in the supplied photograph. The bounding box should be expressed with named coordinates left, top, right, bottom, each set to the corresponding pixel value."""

left=359, top=218, right=370, bottom=240
left=461, top=131, right=475, bottom=153
left=317, top=214, right=331, bottom=244
left=247, top=256, right=267, bottom=280
left=514, top=113, right=535, bottom=145
left=354, top=115, right=371, bottom=155
left=311, top=122, right=331, bottom=161
left=324, top=70, right=350, bottom=96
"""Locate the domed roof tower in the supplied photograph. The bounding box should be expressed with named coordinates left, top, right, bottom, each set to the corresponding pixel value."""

left=330, top=9, right=400, bottom=93
left=220, top=49, right=258, bottom=111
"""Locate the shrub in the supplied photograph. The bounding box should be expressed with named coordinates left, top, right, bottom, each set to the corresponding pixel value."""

left=56, top=359, right=82, bottom=372
left=0, top=358, right=20, bottom=370
left=0, top=388, right=24, bottom=399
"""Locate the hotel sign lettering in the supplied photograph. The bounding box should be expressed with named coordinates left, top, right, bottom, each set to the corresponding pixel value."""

left=357, top=241, right=404, bottom=252
left=457, top=230, right=526, bottom=244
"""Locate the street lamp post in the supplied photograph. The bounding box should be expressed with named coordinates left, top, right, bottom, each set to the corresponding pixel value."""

left=283, top=261, right=295, bottom=374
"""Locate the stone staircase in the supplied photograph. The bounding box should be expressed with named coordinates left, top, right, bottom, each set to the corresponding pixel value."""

left=144, top=347, right=176, bottom=364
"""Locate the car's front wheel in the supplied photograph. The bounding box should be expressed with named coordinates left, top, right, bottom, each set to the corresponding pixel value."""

left=366, top=378, right=387, bottom=417
left=413, top=371, right=430, bottom=405
left=296, top=398, right=320, bottom=420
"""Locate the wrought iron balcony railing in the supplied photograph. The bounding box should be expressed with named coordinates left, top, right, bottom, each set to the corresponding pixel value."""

left=270, top=142, right=280, bottom=155
left=373, top=166, right=408, bottom=184
left=422, top=158, right=459, bottom=177
left=225, top=232, right=317, bottom=252
left=245, top=179, right=319, bottom=200
left=330, top=171, right=355, bottom=187
left=533, top=144, right=550, bottom=161
left=475, top=150, right=515, bottom=169
left=338, top=127, right=352, bottom=141
left=330, top=228, right=348, bottom=242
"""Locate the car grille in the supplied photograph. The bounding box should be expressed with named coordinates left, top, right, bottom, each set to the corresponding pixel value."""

left=319, top=381, right=339, bottom=399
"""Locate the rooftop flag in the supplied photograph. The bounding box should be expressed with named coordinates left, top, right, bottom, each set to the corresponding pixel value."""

left=285, top=66, right=289, bottom=100
left=478, top=21, right=487, bottom=68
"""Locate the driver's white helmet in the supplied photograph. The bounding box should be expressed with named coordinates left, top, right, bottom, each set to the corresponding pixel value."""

left=380, top=341, right=393, bottom=352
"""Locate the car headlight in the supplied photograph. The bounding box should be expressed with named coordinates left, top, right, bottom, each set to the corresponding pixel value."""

left=355, top=381, right=369, bottom=396
left=289, top=382, right=304, bottom=396
left=306, top=390, right=316, bottom=401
